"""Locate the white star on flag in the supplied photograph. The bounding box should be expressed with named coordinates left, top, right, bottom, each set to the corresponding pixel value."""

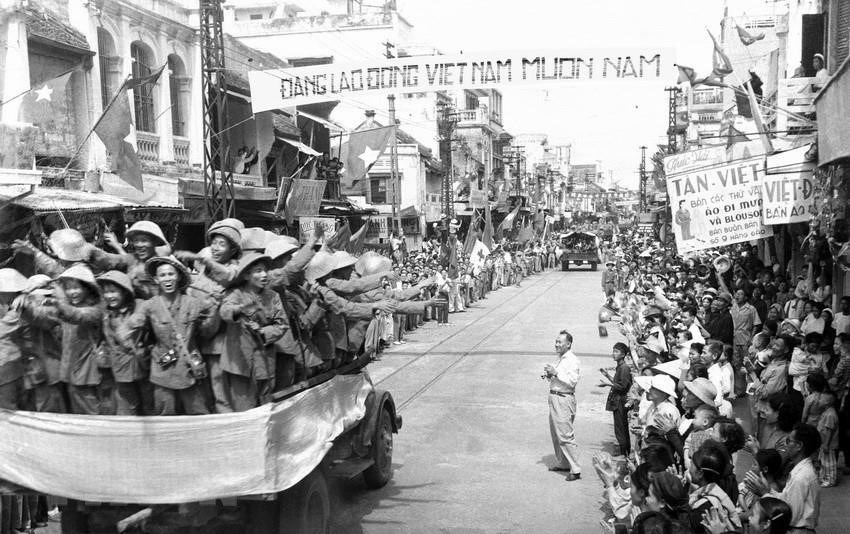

left=34, top=84, right=53, bottom=102
left=358, top=146, right=380, bottom=167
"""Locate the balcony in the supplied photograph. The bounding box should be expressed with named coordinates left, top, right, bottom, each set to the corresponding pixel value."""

left=457, top=106, right=493, bottom=129
left=135, top=132, right=160, bottom=163
left=228, top=11, right=401, bottom=37
left=776, top=77, right=818, bottom=133
left=173, top=137, right=190, bottom=166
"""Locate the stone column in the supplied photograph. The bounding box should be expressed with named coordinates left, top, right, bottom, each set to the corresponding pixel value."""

left=0, top=9, right=30, bottom=124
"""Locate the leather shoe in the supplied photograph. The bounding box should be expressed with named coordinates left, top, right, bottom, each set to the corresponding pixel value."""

left=564, top=473, right=581, bottom=481
left=548, top=466, right=570, bottom=472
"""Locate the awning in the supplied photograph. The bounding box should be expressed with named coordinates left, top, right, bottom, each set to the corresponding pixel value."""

left=297, top=110, right=347, bottom=132
left=0, top=186, right=134, bottom=213
left=277, top=136, right=322, bottom=157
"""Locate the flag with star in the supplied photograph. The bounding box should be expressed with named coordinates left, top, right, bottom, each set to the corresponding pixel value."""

left=341, top=126, right=395, bottom=194
left=93, top=63, right=165, bottom=191
left=19, top=71, right=74, bottom=132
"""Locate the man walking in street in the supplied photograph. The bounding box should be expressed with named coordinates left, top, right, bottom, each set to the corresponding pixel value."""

left=544, top=330, right=582, bottom=481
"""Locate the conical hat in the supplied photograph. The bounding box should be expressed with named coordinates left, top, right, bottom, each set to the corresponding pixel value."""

left=332, top=251, right=358, bottom=271
left=240, top=227, right=268, bottom=252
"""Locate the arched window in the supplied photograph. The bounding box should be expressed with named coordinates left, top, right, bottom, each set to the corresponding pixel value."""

left=130, top=42, right=156, bottom=133
left=97, top=28, right=117, bottom=108
left=168, top=54, right=187, bottom=137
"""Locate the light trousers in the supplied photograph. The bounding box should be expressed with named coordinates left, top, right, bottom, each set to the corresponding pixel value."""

left=548, top=392, right=581, bottom=473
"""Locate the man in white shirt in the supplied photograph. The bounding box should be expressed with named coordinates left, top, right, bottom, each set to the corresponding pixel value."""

left=833, top=297, right=850, bottom=352
left=745, top=423, right=821, bottom=533
left=543, top=330, right=582, bottom=481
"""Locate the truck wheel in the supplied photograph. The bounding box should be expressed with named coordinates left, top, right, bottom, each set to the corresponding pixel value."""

left=279, top=470, right=330, bottom=534
left=363, top=407, right=394, bottom=488
left=590, top=262, right=598, bottom=271
left=562, top=262, right=570, bottom=271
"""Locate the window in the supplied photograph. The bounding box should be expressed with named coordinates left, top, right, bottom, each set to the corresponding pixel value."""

left=97, top=28, right=117, bottom=108
left=369, top=176, right=388, bottom=203
left=692, top=88, right=723, bottom=105
left=131, top=42, right=156, bottom=133
left=249, top=13, right=263, bottom=20
left=168, top=54, right=186, bottom=137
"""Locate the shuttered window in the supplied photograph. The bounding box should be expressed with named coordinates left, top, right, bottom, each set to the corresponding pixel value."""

left=835, top=1, right=850, bottom=70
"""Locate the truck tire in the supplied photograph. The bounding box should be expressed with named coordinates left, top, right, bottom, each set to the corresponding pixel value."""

left=590, top=262, right=598, bottom=271
left=562, top=261, right=570, bottom=271
left=279, top=470, right=330, bottom=534
left=363, top=407, right=394, bottom=488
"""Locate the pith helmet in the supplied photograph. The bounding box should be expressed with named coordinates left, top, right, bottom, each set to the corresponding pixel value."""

left=265, top=236, right=299, bottom=260
left=125, top=221, right=167, bottom=247
left=25, top=274, right=53, bottom=295
left=235, top=251, right=271, bottom=280
left=332, top=251, right=358, bottom=271
left=207, top=218, right=244, bottom=256
left=145, top=256, right=191, bottom=288
left=241, top=227, right=268, bottom=252
left=48, top=229, right=90, bottom=262
left=0, top=268, right=28, bottom=293
left=355, top=251, right=391, bottom=277
left=57, top=265, right=100, bottom=295
left=97, top=270, right=134, bottom=297
left=305, top=251, right=336, bottom=282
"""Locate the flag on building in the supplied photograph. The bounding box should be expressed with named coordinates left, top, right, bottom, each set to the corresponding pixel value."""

left=348, top=219, right=370, bottom=254
left=341, top=126, right=395, bottom=194
left=736, top=24, right=765, bottom=46
left=94, top=63, right=166, bottom=191
left=19, top=71, right=74, bottom=132
left=695, top=73, right=728, bottom=88
left=675, top=65, right=698, bottom=86
left=708, top=30, right=734, bottom=77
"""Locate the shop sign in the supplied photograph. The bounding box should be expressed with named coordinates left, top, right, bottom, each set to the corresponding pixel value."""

left=663, top=146, right=726, bottom=175
left=298, top=216, right=337, bottom=243
left=666, top=156, right=773, bottom=254
left=366, top=216, right=389, bottom=239
left=286, top=179, right=326, bottom=217
left=761, top=145, right=817, bottom=225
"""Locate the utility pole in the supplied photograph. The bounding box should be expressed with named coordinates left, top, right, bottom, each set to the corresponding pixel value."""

left=199, top=0, right=234, bottom=221
left=665, top=86, right=681, bottom=154
left=638, top=145, right=648, bottom=213
left=436, top=100, right=458, bottom=225
left=387, top=94, right=400, bottom=235
left=384, top=41, right=401, bottom=235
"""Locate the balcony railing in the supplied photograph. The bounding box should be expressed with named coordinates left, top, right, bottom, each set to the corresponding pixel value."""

left=457, top=107, right=491, bottom=127
left=173, top=137, right=190, bottom=166
left=135, top=132, right=159, bottom=163
left=776, top=77, right=818, bottom=132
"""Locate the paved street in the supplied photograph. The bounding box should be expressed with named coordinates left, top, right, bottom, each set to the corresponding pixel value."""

left=331, top=267, right=622, bottom=533
left=330, top=268, right=850, bottom=534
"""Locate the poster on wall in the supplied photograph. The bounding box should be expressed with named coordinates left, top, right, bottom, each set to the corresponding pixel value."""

left=665, top=156, right=773, bottom=254
left=761, top=145, right=817, bottom=225
left=287, top=179, right=326, bottom=217
left=298, top=217, right=337, bottom=243
left=366, top=216, right=389, bottom=239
